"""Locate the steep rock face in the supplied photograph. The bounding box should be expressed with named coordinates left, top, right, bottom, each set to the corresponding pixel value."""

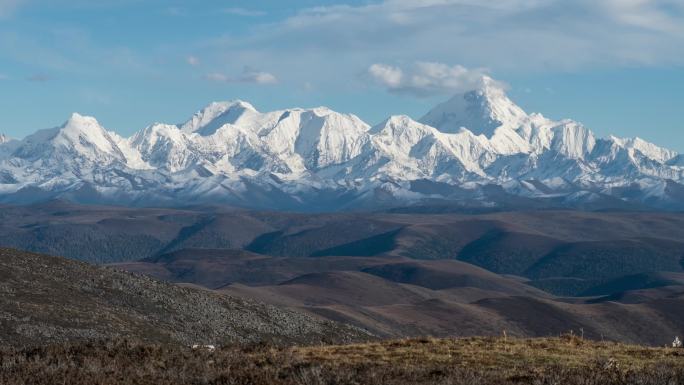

left=360, top=115, right=494, bottom=181
left=0, top=134, right=18, bottom=157
left=549, top=121, right=596, bottom=160
left=667, top=155, right=684, bottom=167
left=181, top=101, right=260, bottom=135
left=0, top=82, right=681, bottom=210
left=129, top=123, right=194, bottom=172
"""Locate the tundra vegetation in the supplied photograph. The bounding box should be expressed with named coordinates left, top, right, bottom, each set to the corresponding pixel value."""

left=2, top=336, right=684, bottom=385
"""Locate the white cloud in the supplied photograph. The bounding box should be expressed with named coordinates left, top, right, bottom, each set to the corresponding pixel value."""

left=204, top=72, right=230, bottom=82
left=368, top=62, right=490, bottom=96
left=186, top=55, right=200, bottom=66
left=598, top=0, right=684, bottom=33
left=240, top=70, right=278, bottom=84
left=204, top=0, right=684, bottom=77
left=223, top=7, right=265, bottom=17
left=368, top=64, right=403, bottom=88
left=204, top=68, right=278, bottom=85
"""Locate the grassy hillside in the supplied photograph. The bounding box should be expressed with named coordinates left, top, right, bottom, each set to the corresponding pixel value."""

left=2, top=336, right=684, bottom=384
left=0, top=248, right=370, bottom=347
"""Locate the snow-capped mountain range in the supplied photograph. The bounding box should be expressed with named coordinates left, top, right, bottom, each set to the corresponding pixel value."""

left=1, top=77, right=683, bottom=211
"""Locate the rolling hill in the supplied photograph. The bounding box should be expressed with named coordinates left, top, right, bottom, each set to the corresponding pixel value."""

left=2, top=202, right=684, bottom=346
left=0, top=248, right=370, bottom=347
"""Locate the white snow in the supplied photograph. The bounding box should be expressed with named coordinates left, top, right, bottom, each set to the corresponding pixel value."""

left=0, top=82, right=681, bottom=209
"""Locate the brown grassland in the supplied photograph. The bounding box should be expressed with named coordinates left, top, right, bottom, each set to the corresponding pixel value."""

left=2, top=335, right=684, bottom=385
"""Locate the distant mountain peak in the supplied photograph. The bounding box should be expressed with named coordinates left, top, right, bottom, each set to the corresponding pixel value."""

left=63, top=112, right=105, bottom=131
left=419, top=78, right=528, bottom=137
left=59, top=113, right=115, bottom=142
left=0, top=88, right=681, bottom=211
left=209, top=100, right=258, bottom=116
left=608, top=135, right=678, bottom=163
left=181, top=100, right=258, bottom=136
left=378, top=114, right=418, bottom=128
left=68, top=111, right=92, bottom=121
left=8, top=112, right=128, bottom=167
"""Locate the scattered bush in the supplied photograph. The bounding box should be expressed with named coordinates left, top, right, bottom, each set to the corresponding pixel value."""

left=2, top=337, right=683, bottom=385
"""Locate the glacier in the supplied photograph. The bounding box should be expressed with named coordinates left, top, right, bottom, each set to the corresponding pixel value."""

left=0, top=78, right=682, bottom=211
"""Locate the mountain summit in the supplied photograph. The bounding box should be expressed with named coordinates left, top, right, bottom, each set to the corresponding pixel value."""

left=0, top=82, right=681, bottom=210
left=420, top=77, right=527, bottom=137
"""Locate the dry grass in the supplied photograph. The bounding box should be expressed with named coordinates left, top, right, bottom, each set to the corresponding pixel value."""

left=2, top=336, right=684, bottom=384
left=294, top=335, right=684, bottom=370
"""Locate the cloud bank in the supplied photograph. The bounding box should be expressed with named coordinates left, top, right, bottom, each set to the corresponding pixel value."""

left=222, top=7, right=265, bottom=17
left=204, top=68, right=278, bottom=85
left=368, top=62, right=490, bottom=96
left=206, top=0, right=684, bottom=78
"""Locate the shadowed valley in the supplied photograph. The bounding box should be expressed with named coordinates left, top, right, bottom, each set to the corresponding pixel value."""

left=1, top=201, right=684, bottom=346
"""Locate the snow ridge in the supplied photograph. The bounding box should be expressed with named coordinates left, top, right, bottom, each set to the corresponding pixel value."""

left=0, top=82, right=681, bottom=210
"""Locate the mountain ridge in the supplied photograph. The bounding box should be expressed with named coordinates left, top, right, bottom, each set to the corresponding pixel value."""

left=0, top=80, right=682, bottom=210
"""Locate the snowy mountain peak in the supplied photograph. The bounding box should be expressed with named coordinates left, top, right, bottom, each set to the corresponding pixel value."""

left=419, top=77, right=528, bottom=137
left=377, top=114, right=417, bottom=128
left=8, top=112, right=128, bottom=166
left=62, top=113, right=108, bottom=134
left=0, top=88, right=681, bottom=211
left=0, top=133, right=10, bottom=144
left=180, top=100, right=258, bottom=136
left=61, top=113, right=120, bottom=137
left=67, top=112, right=94, bottom=123
left=371, top=115, right=433, bottom=144
left=609, top=135, right=677, bottom=163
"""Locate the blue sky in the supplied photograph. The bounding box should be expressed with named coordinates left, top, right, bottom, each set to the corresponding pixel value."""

left=1, top=0, right=683, bottom=150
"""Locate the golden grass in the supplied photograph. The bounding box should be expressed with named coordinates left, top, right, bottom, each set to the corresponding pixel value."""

left=292, top=336, right=684, bottom=371
left=2, top=336, right=684, bottom=384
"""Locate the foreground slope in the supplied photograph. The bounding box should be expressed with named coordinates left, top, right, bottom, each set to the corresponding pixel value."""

left=0, top=248, right=369, bottom=346
left=2, top=337, right=684, bottom=385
